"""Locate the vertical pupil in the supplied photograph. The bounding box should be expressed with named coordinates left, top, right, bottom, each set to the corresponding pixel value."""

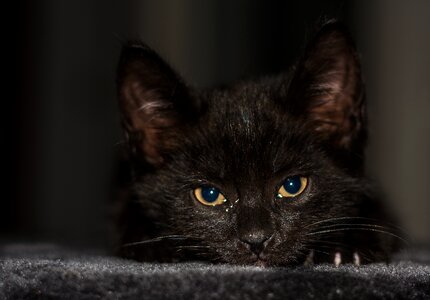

left=201, top=187, right=219, bottom=202
left=284, top=176, right=302, bottom=194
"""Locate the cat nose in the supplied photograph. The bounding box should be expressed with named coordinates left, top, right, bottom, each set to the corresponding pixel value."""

left=240, top=232, right=272, bottom=256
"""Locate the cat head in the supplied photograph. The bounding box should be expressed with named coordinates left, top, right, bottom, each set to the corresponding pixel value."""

left=117, top=21, right=368, bottom=265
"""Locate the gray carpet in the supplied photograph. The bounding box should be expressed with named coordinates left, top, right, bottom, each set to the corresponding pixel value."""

left=0, top=244, right=429, bottom=299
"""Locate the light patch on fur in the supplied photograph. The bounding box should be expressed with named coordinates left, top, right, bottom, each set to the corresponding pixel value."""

left=304, top=250, right=314, bottom=266
left=138, top=101, right=171, bottom=113
left=353, top=252, right=361, bottom=266
left=334, top=252, right=342, bottom=267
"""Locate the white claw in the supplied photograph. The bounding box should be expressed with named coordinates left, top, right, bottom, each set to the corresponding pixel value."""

left=334, top=252, right=342, bottom=267
left=353, top=252, right=361, bottom=266
left=304, top=250, right=314, bottom=266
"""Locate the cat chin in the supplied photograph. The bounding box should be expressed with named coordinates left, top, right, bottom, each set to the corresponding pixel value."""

left=252, top=259, right=268, bottom=268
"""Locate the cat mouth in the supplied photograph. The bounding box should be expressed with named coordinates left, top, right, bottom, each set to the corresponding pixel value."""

left=253, top=258, right=268, bottom=268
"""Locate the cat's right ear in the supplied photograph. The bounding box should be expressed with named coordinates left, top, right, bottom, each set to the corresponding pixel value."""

left=287, top=21, right=366, bottom=156
left=117, top=43, right=195, bottom=165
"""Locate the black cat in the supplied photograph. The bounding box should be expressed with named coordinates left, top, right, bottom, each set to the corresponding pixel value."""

left=115, top=21, right=402, bottom=266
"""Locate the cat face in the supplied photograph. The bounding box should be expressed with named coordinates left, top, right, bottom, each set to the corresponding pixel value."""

left=117, top=21, right=369, bottom=266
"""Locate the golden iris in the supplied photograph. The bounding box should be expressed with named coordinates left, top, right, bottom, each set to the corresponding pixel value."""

left=194, top=187, right=227, bottom=206
left=277, top=176, right=308, bottom=198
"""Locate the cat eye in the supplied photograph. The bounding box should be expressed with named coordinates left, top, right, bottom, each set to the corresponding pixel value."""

left=277, top=176, right=308, bottom=198
left=193, top=187, right=227, bottom=206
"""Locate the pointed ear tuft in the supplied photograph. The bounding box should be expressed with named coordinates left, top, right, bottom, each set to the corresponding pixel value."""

left=117, top=42, right=194, bottom=165
left=289, top=21, right=366, bottom=154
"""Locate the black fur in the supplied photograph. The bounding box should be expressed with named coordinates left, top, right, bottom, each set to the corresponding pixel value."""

left=115, top=21, right=402, bottom=266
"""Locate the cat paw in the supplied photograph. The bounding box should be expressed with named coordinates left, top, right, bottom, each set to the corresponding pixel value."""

left=304, top=250, right=361, bottom=266
left=334, top=251, right=361, bottom=267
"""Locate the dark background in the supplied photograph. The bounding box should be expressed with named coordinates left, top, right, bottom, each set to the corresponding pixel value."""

left=4, top=0, right=429, bottom=249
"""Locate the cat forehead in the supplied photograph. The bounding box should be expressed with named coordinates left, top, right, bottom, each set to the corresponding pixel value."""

left=194, top=84, right=299, bottom=148
left=181, top=80, right=314, bottom=176
left=185, top=118, right=311, bottom=179
left=203, top=85, right=281, bottom=126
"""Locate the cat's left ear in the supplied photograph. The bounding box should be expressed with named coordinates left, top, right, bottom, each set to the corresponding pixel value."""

left=288, top=21, right=366, bottom=153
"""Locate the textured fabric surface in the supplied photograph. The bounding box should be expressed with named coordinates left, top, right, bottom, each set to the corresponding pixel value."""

left=0, top=244, right=429, bottom=300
